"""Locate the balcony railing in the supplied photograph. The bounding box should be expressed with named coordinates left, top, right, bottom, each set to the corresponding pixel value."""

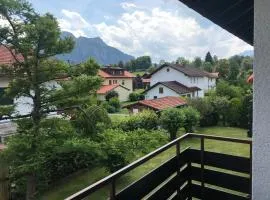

left=65, top=133, right=252, bottom=200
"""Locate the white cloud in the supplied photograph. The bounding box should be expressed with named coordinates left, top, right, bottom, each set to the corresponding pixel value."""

left=57, top=6, right=253, bottom=62
left=58, top=9, right=93, bottom=37
left=94, top=7, right=253, bottom=62
left=120, top=2, right=137, bottom=10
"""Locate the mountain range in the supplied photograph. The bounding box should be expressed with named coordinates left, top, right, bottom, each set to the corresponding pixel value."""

left=56, top=32, right=134, bottom=65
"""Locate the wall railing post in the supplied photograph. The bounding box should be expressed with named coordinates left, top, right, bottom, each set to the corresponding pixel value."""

left=110, top=179, right=116, bottom=200
left=250, top=142, right=252, bottom=199
left=200, top=136, right=205, bottom=200
left=176, top=141, right=181, bottom=198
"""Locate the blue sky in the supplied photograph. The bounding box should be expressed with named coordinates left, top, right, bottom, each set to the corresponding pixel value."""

left=28, top=0, right=253, bottom=62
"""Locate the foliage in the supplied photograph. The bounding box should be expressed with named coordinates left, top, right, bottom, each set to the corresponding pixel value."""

left=176, top=57, right=190, bottom=66
left=0, top=1, right=102, bottom=198
left=216, top=59, right=230, bottom=79
left=129, top=91, right=145, bottom=102
left=182, top=107, right=200, bottom=133
left=116, top=110, right=159, bottom=131
left=124, top=56, right=152, bottom=71
left=72, top=105, right=111, bottom=136
left=105, top=91, right=119, bottom=101
left=227, top=98, right=242, bottom=126
left=192, top=57, right=202, bottom=68
left=188, top=98, right=218, bottom=127
left=205, top=52, right=214, bottom=65
left=210, top=96, right=230, bottom=126
left=203, top=62, right=213, bottom=72
left=100, top=128, right=167, bottom=173
left=160, top=108, right=185, bottom=141
left=216, top=81, right=244, bottom=99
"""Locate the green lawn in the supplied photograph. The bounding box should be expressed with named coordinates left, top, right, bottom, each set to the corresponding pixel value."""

left=39, top=126, right=250, bottom=200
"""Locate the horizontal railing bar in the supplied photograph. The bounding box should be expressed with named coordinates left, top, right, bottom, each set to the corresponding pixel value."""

left=189, top=133, right=252, bottom=144
left=65, top=133, right=191, bottom=200
left=65, top=133, right=252, bottom=200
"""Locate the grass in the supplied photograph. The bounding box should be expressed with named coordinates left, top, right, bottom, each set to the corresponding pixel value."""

left=39, top=126, right=249, bottom=200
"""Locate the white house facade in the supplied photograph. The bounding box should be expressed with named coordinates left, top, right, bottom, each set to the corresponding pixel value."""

left=144, top=81, right=201, bottom=100
left=149, top=64, right=218, bottom=98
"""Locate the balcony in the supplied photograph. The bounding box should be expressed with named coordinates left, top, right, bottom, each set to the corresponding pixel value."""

left=66, top=133, right=252, bottom=200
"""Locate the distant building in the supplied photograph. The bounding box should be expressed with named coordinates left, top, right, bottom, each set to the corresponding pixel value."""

left=97, top=84, right=130, bottom=102
left=145, top=81, right=201, bottom=100
left=147, top=64, right=218, bottom=98
left=98, top=67, right=135, bottom=101
left=124, top=96, right=187, bottom=113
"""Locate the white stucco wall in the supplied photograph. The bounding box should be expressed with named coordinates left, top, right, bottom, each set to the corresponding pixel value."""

left=150, top=66, right=215, bottom=96
left=144, top=83, right=195, bottom=100
left=253, top=0, right=270, bottom=198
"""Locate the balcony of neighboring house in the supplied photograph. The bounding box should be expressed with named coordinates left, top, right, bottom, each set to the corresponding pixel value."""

left=66, top=133, right=252, bottom=200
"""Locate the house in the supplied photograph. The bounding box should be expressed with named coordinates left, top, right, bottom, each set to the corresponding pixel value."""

left=98, top=67, right=134, bottom=101
left=144, top=81, right=201, bottom=99
left=124, top=96, right=187, bottom=113
left=97, top=84, right=130, bottom=102
left=147, top=64, right=218, bottom=98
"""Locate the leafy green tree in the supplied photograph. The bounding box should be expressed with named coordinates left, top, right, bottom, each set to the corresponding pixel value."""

left=105, top=91, right=119, bottom=101
left=0, top=1, right=101, bottom=198
left=160, top=108, right=185, bottom=141
left=72, top=105, right=111, bottom=136
left=203, top=62, right=213, bottom=72
left=182, top=107, right=200, bottom=133
left=211, top=96, right=230, bottom=126
left=241, top=57, right=253, bottom=71
left=216, top=81, right=244, bottom=99
left=117, top=110, right=158, bottom=131
left=118, top=60, right=124, bottom=68
left=227, top=98, right=242, bottom=126
left=216, top=59, right=230, bottom=79
left=135, top=56, right=152, bottom=70
left=205, top=52, right=214, bottom=64
left=228, top=60, right=240, bottom=82
left=176, top=57, right=190, bottom=66
left=192, top=57, right=202, bottom=68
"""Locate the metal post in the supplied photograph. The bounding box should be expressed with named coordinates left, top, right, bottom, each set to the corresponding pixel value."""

left=110, top=179, right=116, bottom=200
left=176, top=141, right=181, bottom=198
left=200, top=137, right=205, bottom=200
left=187, top=159, right=192, bottom=200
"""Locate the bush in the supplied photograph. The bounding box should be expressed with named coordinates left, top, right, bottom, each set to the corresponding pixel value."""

left=227, top=98, right=242, bottom=126
left=182, top=107, right=200, bottom=133
left=117, top=110, right=159, bottom=131
left=129, top=92, right=145, bottom=102
left=188, top=98, right=218, bottom=127
left=101, top=97, right=121, bottom=113
left=160, top=108, right=185, bottom=141
left=105, top=91, right=119, bottom=101
left=100, top=128, right=168, bottom=173
left=72, top=105, right=111, bottom=136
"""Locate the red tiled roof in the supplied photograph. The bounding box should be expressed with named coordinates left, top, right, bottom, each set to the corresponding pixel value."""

left=97, top=84, right=120, bottom=94
left=98, top=69, right=135, bottom=78
left=0, top=46, right=24, bottom=65
left=125, top=96, right=187, bottom=111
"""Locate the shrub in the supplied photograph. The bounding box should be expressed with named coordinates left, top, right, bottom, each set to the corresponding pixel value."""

left=101, top=97, right=121, bottom=113
left=72, top=105, right=111, bottom=136
left=227, top=98, right=242, bottom=126
left=129, top=92, right=145, bottom=102
left=182, top=107, right=200, bottom=133
left=100, top=128, right=168, bottom=173
left=105, top=91, right=119, bottom=101
left=188, top=98, right=218, bottom=127
left=160, top=108, right=185, bottom=141
left=117, top=110, right=159, bottom=131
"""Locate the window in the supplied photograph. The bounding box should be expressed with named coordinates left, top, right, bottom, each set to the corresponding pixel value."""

left=122, top=80, right=125, bottom=85
left=109, top=80, right=112, bottom=85
left=187, top=94, right=191, bottom=98
left=0, top=87, right=13, bottom=105
left=166, top=68, right=170, bottom=72
left=159, top=87, right=164, bottom=94
left=113, top=80, right=118, bottom=84
left=154, top=96, right=157, bottom=99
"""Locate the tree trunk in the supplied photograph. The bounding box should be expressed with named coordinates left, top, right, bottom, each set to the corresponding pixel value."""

left=26, top=174, right=36, bottom=200
left=0, top=160, right=9, bottom=200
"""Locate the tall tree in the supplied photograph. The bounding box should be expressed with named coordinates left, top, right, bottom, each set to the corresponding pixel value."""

left=205, top=51, right=214, bottom=65
left=216, top=59, right=230, bottom=79
left=176, top=57, right=190, bottom=66
left=203, top=62, right=213, bottom=72
left=0, top=1, right=101, bottom=199
left=192, top=57, right=202, bottom=68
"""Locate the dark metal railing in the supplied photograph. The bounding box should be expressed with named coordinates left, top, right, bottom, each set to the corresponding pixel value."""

left=65, top=133, right=252, bottom=200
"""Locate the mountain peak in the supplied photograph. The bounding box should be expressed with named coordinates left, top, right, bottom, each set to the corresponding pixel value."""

left=56, top=32, right=134, bottom=65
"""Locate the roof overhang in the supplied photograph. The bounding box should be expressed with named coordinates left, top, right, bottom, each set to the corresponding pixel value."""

left=178, top=0, right=254, bottom=45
